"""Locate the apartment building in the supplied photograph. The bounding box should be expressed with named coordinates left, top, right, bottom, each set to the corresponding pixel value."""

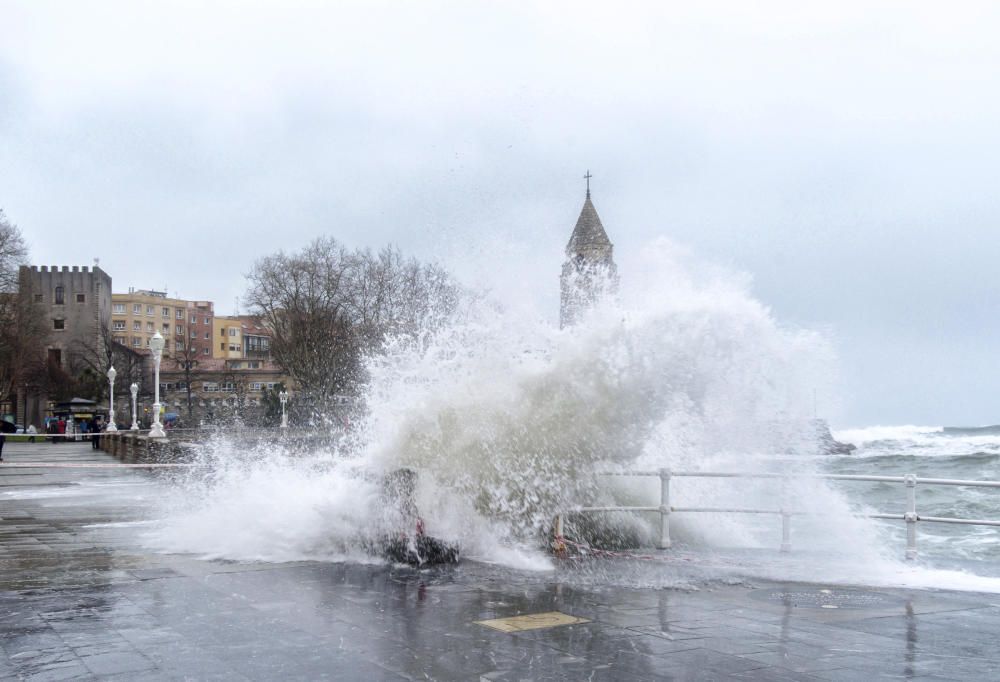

left=212, top=315, right=272, bottom=363
left=111, top=290, right=214, bottom=358
left=158, top=357, right=289, bottom=424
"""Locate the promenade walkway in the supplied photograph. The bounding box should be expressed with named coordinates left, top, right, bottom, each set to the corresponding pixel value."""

left=1, top=442, right=998, bottom=680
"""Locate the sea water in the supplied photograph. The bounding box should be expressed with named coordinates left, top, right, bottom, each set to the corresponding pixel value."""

left=139, top=239, right=1000, bottom=593
left=827, top=426, right=1000, bottom=566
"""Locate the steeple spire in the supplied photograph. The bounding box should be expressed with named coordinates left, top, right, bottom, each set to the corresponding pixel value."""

left=566, top=189, right=612, bottom=256
left=559, top=174, right=618, bottom=328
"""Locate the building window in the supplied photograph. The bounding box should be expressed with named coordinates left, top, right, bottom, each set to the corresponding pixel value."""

left=176, top=341, right=184, bottom=350
left=190, top=330, right=197, bottom=338
left=176, top=325, right=184, bottom=335
left=53, top=319, right=65, bottom=330
left=204, top=332, right=210, bottom=339
left=220, top=342, right=225, bottom=351
left=248, top=361, right=260, bottom=369
left=221, top=382, right=235, bottom=393
left=162, top=323, right=170, bottom=332
left=34, top=293, right=43, bottom=302
left=250, top=382, right=263, bottom=391
left=204, top=317, right=210, bottom=325
left=161, top=307, right=168, bottom=317
left=203, top=348, right=209, bottom=355
left=229, top=344, right=240, bottom=352
left=132, top=337, right=141, bottom=347
left=176, top=309, right=184, bottom=319
left=54, top=286, right=64, bottom=304
left=146, top=338, right=150, bottom=347
left=203, top=382, right=218, bottom=392
left=190, top=315, right=197, bottom=324
left=133, top=321, right=141, bottom=331
left=133, top=304, right=142, bottom=314
left=220, top=328, right=226, bottom=337
left=146, top=305, right=154, bottom=316
left=177, top=382, right=187, bottom=390
left=146, top=322, right=154, bottom=332
left=113, top=320, right=126, bottom=331
left=229, top=328, right=238, bottom=337
left=113, top=336, right=125, bottom=345
left=76, top=293, right=86, bottom=303
left=113, top=303, right=125, bottom=313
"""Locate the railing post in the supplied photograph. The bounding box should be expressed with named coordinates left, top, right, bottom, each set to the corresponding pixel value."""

left=779, top=476, right=791, bottom=553
left=904, top=474, right=918, bottom=560
left=658, top=468, right=672, bottom=549
left=551, top=514, right=566, bottom=557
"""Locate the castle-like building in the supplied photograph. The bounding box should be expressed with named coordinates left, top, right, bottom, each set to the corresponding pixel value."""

left=559, top=177, right=618, bottom=327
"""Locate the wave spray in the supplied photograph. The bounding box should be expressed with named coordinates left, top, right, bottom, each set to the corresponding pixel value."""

left=146, top=238, right=996, bottom=590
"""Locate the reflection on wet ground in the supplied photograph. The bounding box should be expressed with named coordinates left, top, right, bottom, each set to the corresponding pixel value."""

left=2, top=442, right=999, bottom=680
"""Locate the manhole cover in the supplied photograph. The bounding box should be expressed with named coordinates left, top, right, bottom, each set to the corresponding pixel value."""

left=749, top=588, right=901, bottom=609
left=475, top=611, right=589, bottom=632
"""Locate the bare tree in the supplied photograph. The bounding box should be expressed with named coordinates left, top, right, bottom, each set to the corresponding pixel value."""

left=164, top=343, right=201, bottom=420
left=0, top=209, right=27, bottom=294
left=220, top=360, right=249, bottom=420
left=0, top=210, right=45, bottom=416
left=245, top=238, right=360, bottom=406
left=244, top=238, right=459, bottom=410
left=69, top=315, right=147, bottom=404
left=0, top=290, right=49, bottom=414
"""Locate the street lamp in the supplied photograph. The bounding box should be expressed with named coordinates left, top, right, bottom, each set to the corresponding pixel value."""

left=106, top=366, right=118, bottom=432
left=279, top=390, right=289, bottom=428
left=149, top=332, right=166, bottom=438
left=130, top=383, right=139, bottom=431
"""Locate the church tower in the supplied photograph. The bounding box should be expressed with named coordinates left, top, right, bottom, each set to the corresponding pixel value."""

left=560, top=172, right=618, bottom=328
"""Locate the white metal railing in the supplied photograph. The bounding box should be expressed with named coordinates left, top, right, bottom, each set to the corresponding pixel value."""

left=558, top=469, right=1000, bottom=560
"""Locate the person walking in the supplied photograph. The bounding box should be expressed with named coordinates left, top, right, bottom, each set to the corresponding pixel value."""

left=90, top=418, right=102, bottom=450
left=0, top=418, right=17, bottom=460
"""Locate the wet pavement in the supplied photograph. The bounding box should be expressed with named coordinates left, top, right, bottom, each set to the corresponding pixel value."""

left=2, top=442, right=1000, bottom=681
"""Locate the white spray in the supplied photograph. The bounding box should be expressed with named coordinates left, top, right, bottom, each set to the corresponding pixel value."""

left=146, top=237, right=991, bottom=589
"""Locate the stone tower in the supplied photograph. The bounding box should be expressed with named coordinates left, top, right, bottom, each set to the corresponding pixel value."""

left=16, top=265, right=113, bottom=427
left=560, top=178, right=617, bottom=328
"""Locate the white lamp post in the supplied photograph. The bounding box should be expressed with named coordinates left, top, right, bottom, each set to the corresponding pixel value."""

left=149, top=331, right=166, bottom=438
left=106, top=366, right=118, bottom=432
left=279, top=390, right=289, bottom=428
left=130, top=383, right=139, bottom=431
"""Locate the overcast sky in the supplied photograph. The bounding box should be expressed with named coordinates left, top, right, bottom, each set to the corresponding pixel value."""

left=2, top=1, right=999, bottom=427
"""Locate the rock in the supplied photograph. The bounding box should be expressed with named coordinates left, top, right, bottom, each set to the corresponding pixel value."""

left=814, top=419, right=856, bottom=455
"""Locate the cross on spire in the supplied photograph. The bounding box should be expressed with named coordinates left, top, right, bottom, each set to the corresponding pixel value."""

left=584, top=170, right=592, bottom=197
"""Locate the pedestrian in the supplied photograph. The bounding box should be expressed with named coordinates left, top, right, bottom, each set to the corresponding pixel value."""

left=0, top=432, right=5, bottom=462
left=90, top=418, right=102, bottom=450
left=26, top=424, right=37, bottom=443
left=56, top=418, right=66, bottom=444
